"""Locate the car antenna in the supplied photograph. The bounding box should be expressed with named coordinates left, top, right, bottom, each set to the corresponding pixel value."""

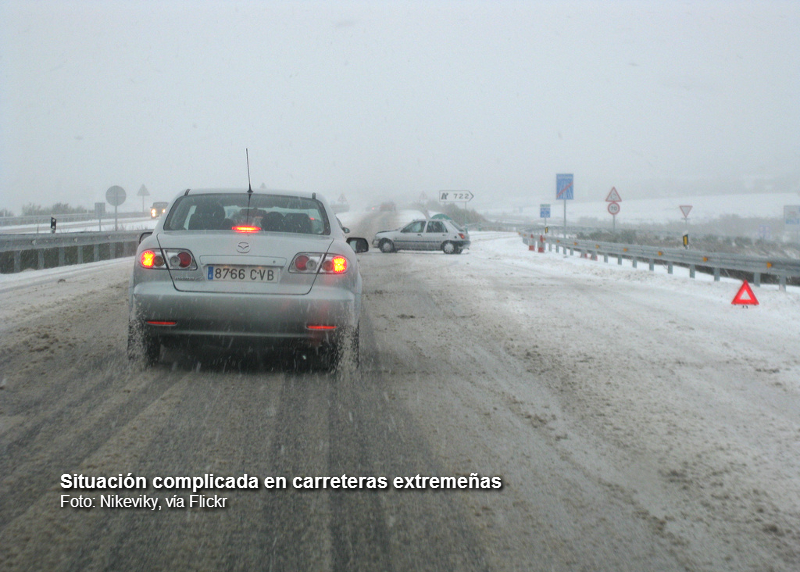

left=246, top=148, right=253, bottom=224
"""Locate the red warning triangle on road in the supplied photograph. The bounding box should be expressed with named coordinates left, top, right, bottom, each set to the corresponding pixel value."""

left=732, top=281, right=759, bottom=306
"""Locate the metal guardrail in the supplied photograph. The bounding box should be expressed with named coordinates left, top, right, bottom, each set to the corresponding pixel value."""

left=0, top=211, right=147, bottom=227
left=0, top=231, right=143, bottom=273
left=523, top=234, right=800, bottom=289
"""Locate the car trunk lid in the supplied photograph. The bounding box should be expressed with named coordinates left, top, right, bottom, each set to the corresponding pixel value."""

left=156, top=231, right=334, bottom=295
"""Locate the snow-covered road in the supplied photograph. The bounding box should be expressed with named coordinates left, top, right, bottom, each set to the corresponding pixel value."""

left=0, top=229, right=798, bottom=570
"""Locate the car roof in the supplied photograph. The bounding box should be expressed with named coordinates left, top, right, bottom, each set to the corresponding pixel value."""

left=178, top=188, right=319, bottom=200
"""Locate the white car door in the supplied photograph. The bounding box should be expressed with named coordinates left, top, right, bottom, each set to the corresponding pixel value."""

left=396, top=221, right=426, bottom=250
left=424, top=220, right=448, bottom=250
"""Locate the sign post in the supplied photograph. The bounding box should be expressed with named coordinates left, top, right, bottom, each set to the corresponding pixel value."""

left=785, top=205, right=800, bottom=241
left=607, top=202, right=620, bottom=231
left=679, top=205, right=693, bottom=230
left=137, top=184, right=150, bottom=213
left=556, top=174, right=574, bottom=238
left=106, top=186, right=127, bottom=231
left=605, top=187, right=622, bottom=232
left=540, top=203, right=551, bottom=229
left=94, top=202, right=105, bottom=231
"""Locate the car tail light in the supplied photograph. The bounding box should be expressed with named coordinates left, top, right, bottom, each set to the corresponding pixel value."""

left=459, top=233, right=465, bottom=239
left=289, top=253, right=322, bottom=273
left=146, top=321, right=177, bottom=326
left=289, top=253, right=349, bottom=274
left=164, top=249, right=197, bottom=270
left=321, top=255, right=347, bottom=274
left=140, top=250, right=165, bottom=269
left=306, top=324, right=337, bottom=330
left=233, top=225, right=260, bottom=233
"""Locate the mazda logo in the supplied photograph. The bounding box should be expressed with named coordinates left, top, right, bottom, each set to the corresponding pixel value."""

left=236, top=242, right=251, bottom=253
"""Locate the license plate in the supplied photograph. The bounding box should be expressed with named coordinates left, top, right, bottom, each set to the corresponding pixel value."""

left=206, top=265, right=279, bottom=282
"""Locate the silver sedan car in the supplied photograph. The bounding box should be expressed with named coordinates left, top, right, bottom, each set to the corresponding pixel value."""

left=128, top=188, right=368, bottom=366
left=372, top=218, right=470, bottom=254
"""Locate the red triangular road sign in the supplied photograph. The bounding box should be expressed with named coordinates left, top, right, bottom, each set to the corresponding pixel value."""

left=732, top=281, right=759, bottom=306
left=605, top=187, right=621, bottom=202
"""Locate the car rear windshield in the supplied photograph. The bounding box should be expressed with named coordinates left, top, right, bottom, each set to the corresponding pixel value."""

left=163, top=193, right=331, bottom=235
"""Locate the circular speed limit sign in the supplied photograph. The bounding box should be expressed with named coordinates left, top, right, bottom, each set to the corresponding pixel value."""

left=607, top=201, right=620, bottom=215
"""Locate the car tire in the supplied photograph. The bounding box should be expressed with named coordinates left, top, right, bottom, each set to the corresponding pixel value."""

left=127, top=321, right=161, bottom=365
left=454, top=246, right=463, bottom=254
left=442, top=241, right=456, bottom=254
left=380, top=239, right=395, bottom=253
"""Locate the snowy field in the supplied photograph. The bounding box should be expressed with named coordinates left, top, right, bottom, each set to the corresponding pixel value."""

left=481, top=191, right=800, bottom=226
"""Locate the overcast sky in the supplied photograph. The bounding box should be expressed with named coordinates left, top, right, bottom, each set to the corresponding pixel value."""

left=1, top=0, right=799, bottom=214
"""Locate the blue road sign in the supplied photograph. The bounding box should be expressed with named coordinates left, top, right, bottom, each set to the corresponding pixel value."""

left=540, top=204, right=551, bottom=218
left=556, top=174, right=574, bottom=200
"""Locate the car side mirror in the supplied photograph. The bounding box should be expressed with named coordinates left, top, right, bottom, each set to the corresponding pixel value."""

left=347, top=237, right=369, bottom=253
left=138, top=231, right=153, bottom=245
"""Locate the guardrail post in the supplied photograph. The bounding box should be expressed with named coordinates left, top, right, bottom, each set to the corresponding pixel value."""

left=632, top=257, right=637, bottom=268
left=14, top=251, right=21, bottom=273
left=689, top=264, right=696, bottom=278
left=779, top=275, right=787, bottom=291
left=77, top=246, right=83, bottom=264
left=649, top=259, right=655, bottom=271
left=569, top=246, right=574, bottom=256
left=94, top=244, right=99, bottom=262
left=617, top=254, right=622, bottom=265
left=58, top=247, right=65, bottom=267
left=37, top=250, right=44, bottom=270
left=714, top=268, right=720, bottom=281
left=603, top=253, right=608, bottom=263
left=109, top=242, right=116, bottom=259
left=754, top=272, right=761, bottom=287
left=668, top=262, right=673, bottom=274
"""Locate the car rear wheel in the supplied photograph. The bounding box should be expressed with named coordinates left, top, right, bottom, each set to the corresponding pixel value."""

left=380, top=239, right=395, bottom=253
left=127, top=321, right=161, bottom=365
left=442, top=241, right=456, bottom=254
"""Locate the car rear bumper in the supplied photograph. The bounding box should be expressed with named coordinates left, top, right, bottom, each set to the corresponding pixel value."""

left=131, top=281, right=359, bottom=345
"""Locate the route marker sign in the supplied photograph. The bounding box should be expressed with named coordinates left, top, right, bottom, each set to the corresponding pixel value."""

left=680, top=205, right=693, bottom=218
left=439, top=191, right=473, bottom=202
left=605, top=187, right=621, bottom=202
left=732, top=281, right=759, bottom=306
left=540, top=204, right=551, bottom=218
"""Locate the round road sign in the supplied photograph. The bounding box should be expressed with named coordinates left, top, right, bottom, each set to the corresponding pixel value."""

left=106, top=185, right=127, bottom=206
left=607, top=201, right=620, bottom=215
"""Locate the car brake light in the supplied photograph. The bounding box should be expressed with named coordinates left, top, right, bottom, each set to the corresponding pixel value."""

left=233, top=226, right=260, bottom=233
left=294, top=255, right=309, bottom=271
left=146, top=321, right=177, bottom=326
left=459, top=233, right=465, bottom=239
left=307, top=324, right=337, bottom=330
left=177, top=251, right=192, bottom=267
left=140, top=250, right=164, bottom=268
left=321, top=255, right=347, bottom=273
